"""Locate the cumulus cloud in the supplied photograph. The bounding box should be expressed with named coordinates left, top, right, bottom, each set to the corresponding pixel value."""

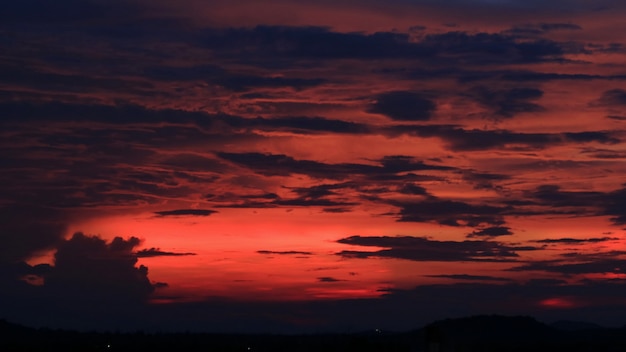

left=44, top=233, right=156, bottom=302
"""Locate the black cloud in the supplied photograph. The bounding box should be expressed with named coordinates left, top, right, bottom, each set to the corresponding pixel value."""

left=0, top=101, right=370, bottom=135
left=389, top=124, right=619, bottom=151
left=217, top=152, right=452, bottom=180
left=145, top=64, right=326, bottom=91
left=317, top=277, right=343, bottom=282
left=393, top=198, right=508, bottom=227
left=0, top=206, right=67, bottom=262
left=368, top=91, right=436, bottom=121
left=0, top=0, right=129, bottom=23
left=425, top=274, right=512, bottom=282
left=154, top=209, right=217, bottom=217
left=460, top=170, right=511, bottom=190
left=526, top=184, right=626, bottom=225
left=509, top=259, right=626, bottom=275
left=198, top=26, right=568, bottom=65
left=336, top=235, right=539, bottom=262
left=45, top=233, right=155, bottom=302
left=593, top=89, right=626, bottom=106
left=533, top=237, right=619, bottom=244
left=135, top=248, right=197, bottom=257
left=257, top=250, right=313, bottom=256
left=505, top=23, right=582, bottom=36
left=467, top=227, right=514, bottom=238
left=467, top=86, right=544, bottom=118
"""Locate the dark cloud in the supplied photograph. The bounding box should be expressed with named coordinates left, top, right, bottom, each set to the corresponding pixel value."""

left=397, top=183, right=429, bottom=195
left=336, top=235, right=539, bottom=262
left=579, top=147, right=626, bottom=159
left=588, top=43, right=626, bottom=54
left=533, top=237, right=619, bottom=244
left=529, top=185, right=603, bottom=207
left=525, top=184, right=626, bottom=226
left=593, top=89, right=626, bottom=106
left=389, top=124, right=619, bottom=151
left=248, top=116, right=371, bottom=135
left=466, top=86, right=544, bottom=118
left=199, top=26, right=567, bottom=65
left=240, top=193, right=281, bottom=200
left=0, top=233, right=164, bottom=331
left=537, top=23, right=583, bottom=31
left=0, top=101, right=369, bottom=135
left=317, top=277, right=344, bottom=282
left=559, top=251, right=626, bottom=259
left=509, top=259, right=626, bottom=275
left=135, top=248, right=197, bottom=257
left=425, top=274, right=512, bottom=282
left=321, top=207, right=353, bottom=213
left=216, top=75, right=326, bottom=91
left=159, top=154, right=228, bottom=173
left=467, top=227, right=514, bottom=238
left=45, top=233, right=155, bottom=302
left=154, top=209, right=217, bottom=217
left=211, top=183, right=360, bottom=209
left=417, top=31, right=566, bottom=64
left=257, top=250, right=313, bottom=256
left=456, top=69, right=626, bottom=83
left=288, top=184, right=343, bottom=199
left=0, top=206, right=67, bottom=262
left=377, top=155, right=454, bottom=172
left=217, top=152, right=453, bottom=180
left=0, top=0, right=131, bottom=23
left=368, top=91, right=436, bottom=121
left=505, top=23, right=582, bottom=36
left=460, top=170, right=511, bottom=190
left=145, top=64, right=326, bottom=91
left=0, top=101, right=213, bottom=125
left=0, top=65, right=153, bottom=95
left=393, top=198, right=508, bottom=226
left=203, top=26, right=418, bottom=60
left=605, top=186, right=626, bottom=225
left=275, top=198, right=358, bottom=208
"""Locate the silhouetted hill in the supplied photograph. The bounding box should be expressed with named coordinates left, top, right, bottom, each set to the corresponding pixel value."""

left=412, top=315, right=626, bottom=351
left=551, top=320, right=604, bottom=331
left=2, top=316, right=626, bottom=351
left=425, top=315, right=557, bottom=341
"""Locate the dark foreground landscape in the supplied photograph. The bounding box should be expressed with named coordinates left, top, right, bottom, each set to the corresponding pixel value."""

left=2, top=315, right=626, bottom=351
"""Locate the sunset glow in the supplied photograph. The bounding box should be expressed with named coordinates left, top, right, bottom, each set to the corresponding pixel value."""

left=1, top=0, right=626, bottom=333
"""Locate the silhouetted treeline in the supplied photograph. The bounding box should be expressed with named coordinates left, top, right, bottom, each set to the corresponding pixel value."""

left=2, top=315, right=626, bottom=351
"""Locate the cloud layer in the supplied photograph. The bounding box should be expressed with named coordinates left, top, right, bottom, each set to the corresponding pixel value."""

left=1, top=0, right=626, bottom=333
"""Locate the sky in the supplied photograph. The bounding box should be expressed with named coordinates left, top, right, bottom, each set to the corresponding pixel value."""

left=1, top=0, right=626, bottom=333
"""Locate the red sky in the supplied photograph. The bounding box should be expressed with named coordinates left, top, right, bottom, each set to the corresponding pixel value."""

left=1, top=0, right=626, bottom=333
